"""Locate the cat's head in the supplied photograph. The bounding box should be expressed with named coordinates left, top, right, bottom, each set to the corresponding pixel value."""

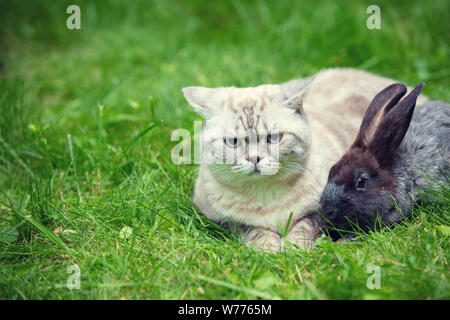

left=182, top=78, right=313, bottom=184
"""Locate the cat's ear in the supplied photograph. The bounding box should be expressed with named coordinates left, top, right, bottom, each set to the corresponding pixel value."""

left=280, top=77, right=314, bottom=114
left=182, top=86, right=218, bottom=118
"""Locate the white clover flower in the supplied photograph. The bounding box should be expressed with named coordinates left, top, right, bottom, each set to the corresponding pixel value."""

left=119, top=226, right=133, bottom=240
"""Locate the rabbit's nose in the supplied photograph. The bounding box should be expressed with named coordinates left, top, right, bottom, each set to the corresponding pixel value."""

left=319, top=205, right=339, bottom=217
left=325, top=209, right=339, bottom=217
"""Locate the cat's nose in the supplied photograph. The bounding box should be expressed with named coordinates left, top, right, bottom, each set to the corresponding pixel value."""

left=248, top=156, right=261, bottom=165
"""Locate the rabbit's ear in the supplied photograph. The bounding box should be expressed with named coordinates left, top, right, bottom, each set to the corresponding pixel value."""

left=369, top=83, right=425, bottom=168
left=354, top=83, right=407, bottom=148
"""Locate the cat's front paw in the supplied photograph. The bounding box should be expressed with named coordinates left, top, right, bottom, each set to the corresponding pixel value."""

left=283, top=215, right=321, bottom=251
left=282, top=236, right=316, bottom=252
left=244, top=228, right=282, bottom=253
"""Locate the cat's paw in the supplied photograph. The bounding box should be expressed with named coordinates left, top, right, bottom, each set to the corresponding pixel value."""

left=244, top=228, right=282, bottom=253
left=282, top=237, right=316, bottom=252
left=283, top=215, right=321, bottom=251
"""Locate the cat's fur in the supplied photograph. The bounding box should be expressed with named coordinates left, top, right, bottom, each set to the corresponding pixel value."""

left=182, top=68, right=428, bottom=251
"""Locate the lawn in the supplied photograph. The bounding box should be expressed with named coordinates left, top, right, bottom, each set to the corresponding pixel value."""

left=0, top=0, right=449, bottom=299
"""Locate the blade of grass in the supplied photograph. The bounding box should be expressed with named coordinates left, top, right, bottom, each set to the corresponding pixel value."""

left=196, top=274, right=281, bottom=300
left=21, top=214, right=79, bottom=258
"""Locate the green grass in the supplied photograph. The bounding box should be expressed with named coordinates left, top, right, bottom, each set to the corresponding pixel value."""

left=0, top=0, right=449, bottom=299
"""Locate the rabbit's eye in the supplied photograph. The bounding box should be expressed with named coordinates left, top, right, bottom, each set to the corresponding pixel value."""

left=224, top=137, right=240, bottom=148
left=356, top=175, right=369, bottom=192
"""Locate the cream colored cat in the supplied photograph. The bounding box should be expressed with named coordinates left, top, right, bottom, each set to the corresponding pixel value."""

left=182, top=68, right=428, bottom=252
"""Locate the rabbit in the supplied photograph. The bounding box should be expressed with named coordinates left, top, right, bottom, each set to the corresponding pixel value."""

left=316, top=82, right=450, bottom=240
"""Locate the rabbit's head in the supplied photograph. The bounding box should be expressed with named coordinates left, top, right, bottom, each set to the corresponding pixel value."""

left=318, top=82, right=424, bottom=239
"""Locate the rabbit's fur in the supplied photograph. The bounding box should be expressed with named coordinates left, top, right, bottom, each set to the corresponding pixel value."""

left=318, top=83, right=449, bottom=240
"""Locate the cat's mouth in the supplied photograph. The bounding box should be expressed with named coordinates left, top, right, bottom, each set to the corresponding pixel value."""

left=229, top=161, right=281, bottom=177
left=248, top=165, right=280, bottom=176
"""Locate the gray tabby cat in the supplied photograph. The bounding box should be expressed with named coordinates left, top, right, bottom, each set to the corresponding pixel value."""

left=182, top=68, right=429, bottom=252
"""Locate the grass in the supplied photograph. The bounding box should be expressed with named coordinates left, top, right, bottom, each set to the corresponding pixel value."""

left=0, top=0, right=449, bottom=299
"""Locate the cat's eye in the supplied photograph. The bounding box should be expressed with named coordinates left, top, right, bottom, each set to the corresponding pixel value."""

left=224, top=137, right=240, bottom=148
left=267, top=133, right=282, bottom=144
left=355, top=174, right=369, bottom=192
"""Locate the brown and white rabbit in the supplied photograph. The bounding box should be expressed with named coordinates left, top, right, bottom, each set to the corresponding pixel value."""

left=317, top=83, right=449, bottom=240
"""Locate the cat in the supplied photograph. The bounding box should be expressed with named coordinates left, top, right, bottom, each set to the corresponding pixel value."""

left=182, top=68, right=428, bottom=252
